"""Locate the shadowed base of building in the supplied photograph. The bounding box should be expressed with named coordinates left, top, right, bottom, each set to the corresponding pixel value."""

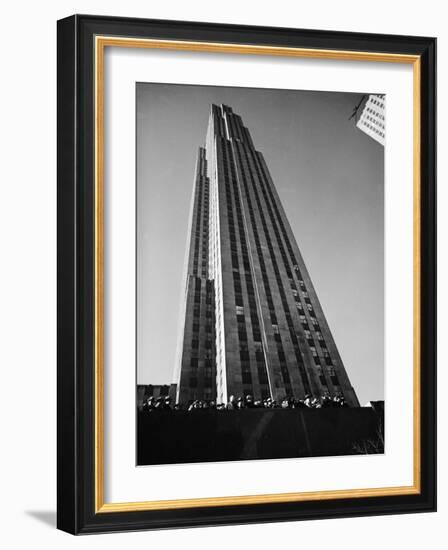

left=137, top=406, right=384, bottom=465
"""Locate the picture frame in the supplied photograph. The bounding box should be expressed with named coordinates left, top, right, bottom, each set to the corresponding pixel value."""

left=57, top=14, right=436, bottom=534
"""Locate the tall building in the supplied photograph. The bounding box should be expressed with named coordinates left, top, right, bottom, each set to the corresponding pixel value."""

left=356, top=94, right=385, bottom=145
left=175, top=104, right=359, bottom=407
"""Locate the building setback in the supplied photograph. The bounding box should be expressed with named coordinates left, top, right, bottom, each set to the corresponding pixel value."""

left=175, top=104, right=360, bottom=407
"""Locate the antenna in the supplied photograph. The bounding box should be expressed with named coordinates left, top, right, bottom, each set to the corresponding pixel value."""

left=348, top=94, right=367, bottom=122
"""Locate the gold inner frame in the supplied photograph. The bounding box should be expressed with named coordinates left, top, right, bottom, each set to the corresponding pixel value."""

left=94, top=36, right=421, bottom=514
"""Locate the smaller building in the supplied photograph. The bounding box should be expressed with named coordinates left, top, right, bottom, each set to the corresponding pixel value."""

left=137, top=383, right=177, bottom=409
left=356, top=94, right=385, bottom=145
left=365, top=400, right=384, bottom=416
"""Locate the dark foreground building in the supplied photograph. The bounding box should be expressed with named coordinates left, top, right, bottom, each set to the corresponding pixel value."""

left=175, top=104, right=359, bottom=407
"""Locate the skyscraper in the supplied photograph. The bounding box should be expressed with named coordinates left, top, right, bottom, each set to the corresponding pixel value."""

left=175, top=104, right=359, bottom=407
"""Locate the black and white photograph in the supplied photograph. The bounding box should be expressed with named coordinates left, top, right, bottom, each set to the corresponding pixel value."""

left=0, top=1, right=439, bottom=542
left=136, top=83, right=385, bottom=466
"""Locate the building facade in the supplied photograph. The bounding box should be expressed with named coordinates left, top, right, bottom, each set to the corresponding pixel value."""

left=175, top=104, right=359, bottom=407
left=356, top=94, right=385, bottom=145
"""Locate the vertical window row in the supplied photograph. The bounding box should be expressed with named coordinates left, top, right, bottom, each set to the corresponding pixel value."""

left=192, top=176, right=202, bottom=275
left=221, top=137, right=262, bottom=393
left=186, top=278, right=216, bottom=394
left=203, top=280, right=215, bottom=389
left=191, top=150, right=210, bottom=278
left=238, top=144, right=311, bottom=396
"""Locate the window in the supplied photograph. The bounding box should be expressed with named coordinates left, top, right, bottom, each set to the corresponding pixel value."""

left=190, top=358, right=198, bottom=368
left=192, top=323, right=199, bottom=333
left=191, top=339, right=199, bottom=349
left=236, top=305, right=244, bottom=315
left=242, top=372, right=252, bottom=384
left=281, top=368, right=291, bottom=384
left=189, top=377, right=198, bottom=388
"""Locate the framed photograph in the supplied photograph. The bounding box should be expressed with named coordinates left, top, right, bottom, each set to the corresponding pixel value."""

left=57, top=14, right=436, bottom=534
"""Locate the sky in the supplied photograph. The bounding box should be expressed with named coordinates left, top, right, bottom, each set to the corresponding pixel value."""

left=136, top=83, right=384, bottom=405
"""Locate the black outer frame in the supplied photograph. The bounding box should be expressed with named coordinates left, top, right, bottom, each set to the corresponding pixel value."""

left=57, top=14, right=436, bottom=535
